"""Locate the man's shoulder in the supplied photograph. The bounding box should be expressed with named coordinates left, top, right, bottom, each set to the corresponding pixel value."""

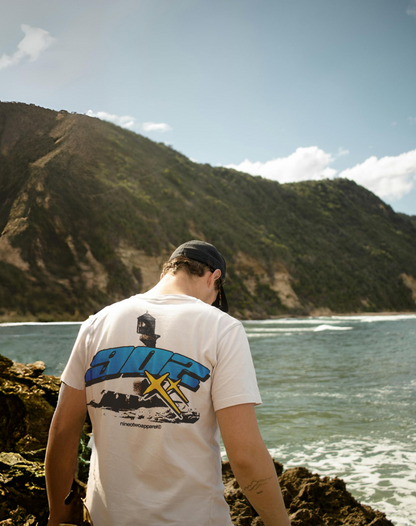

left=195, top=302, right=243, bottom=334
left=85, top=294, right=242, bottom=329
left=82, top=294, right=142, bottom=324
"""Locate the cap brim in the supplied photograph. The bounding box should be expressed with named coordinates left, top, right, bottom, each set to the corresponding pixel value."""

left=212, top=284, right=229, bottom=313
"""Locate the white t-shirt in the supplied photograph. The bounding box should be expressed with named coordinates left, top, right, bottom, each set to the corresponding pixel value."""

left=61, top=294, right=262, bottom=526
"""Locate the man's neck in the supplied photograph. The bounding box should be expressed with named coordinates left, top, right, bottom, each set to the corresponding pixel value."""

left=147, top=272, right=200, bottom=298
left=145, top=270, right=214, bottom=306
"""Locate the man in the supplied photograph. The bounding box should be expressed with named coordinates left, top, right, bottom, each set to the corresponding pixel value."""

left=45, top=240, right=290, bottom=526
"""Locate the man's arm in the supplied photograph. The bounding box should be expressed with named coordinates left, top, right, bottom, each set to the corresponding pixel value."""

left=217, top=403, right=291, bottom=526
left=45, top=382, right=87, bottom=526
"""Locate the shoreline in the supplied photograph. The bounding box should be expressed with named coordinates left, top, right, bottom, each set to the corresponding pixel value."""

left=267, top=310, right=416, bottom=320
left=1, top=310, right=415, bottom=325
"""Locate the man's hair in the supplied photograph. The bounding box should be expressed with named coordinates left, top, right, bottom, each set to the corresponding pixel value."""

left=162, top=256, right=223, bottom=291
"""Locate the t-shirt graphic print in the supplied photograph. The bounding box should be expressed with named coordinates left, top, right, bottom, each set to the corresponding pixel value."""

left=85, top=311, right=210, bottom=425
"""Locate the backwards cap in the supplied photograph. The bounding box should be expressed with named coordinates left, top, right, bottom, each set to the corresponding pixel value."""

left=168, top=240, right=228, bottom=313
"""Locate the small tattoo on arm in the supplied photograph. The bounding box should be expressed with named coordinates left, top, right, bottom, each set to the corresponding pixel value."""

left=243, top=476, right=272, bottom=493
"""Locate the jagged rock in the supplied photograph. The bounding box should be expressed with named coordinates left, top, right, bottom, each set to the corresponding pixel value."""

left=0, top=453, right=47, bottom=524
left=223, top=461, right=394, bottom=526
left=0, top=506, right=37, bottom=525
left=0, top=355, right=60, bottom=455
left=0, top=355, right=60, bottom=524
left=280, top=466, right=394, bottom=525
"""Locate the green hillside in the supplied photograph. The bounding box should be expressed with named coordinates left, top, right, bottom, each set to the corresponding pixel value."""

left=1, top=101, right=415, bottom=320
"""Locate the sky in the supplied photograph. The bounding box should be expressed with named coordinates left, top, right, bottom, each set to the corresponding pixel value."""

left=1, top=0, right=415, bottom=215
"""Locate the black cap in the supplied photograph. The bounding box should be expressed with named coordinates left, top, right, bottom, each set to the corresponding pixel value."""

left=169, top=240, right=229, bottom=313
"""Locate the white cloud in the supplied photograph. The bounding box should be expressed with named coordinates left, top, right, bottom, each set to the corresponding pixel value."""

left=225, top=147, right=416, bottom=202
left=225, top=146, right=337, bottom=184
left=86, top=111, right=172, bottom=134
left=407, top=0, right=416, bottom=18
left=86, top=110, right=138, bottom=130
left=337, top=148, right=349, bottom=157
left=142, top=122, right=172, bottom=132
left=408, top=117, right=416, bottom=126
left=0, top=24, right=55, bottom=70
left=338, top=150, right=416, bottom=201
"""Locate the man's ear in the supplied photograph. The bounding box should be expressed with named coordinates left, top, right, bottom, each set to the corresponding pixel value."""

left=211, top=269, right=221, bottom=284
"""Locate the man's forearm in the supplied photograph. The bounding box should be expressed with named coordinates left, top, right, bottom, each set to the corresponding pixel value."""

left=45, top=417, right=82, bottom=526
left=228, top=443, right=290, bottom=526
left=217, top=403, right=291, bottom=525
left=45, top=383, right=87, bottom=526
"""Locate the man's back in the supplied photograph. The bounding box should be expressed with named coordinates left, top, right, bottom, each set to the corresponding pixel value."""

left=46, top=241, right=290, bottom=526
left=61, top=293, right=261, bottom=526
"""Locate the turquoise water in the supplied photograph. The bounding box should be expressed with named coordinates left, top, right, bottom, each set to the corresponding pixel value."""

left=1, top=315, right=415, bottom=525
left=245, top=315, right=416, bottom=526
left=0, top=322, right=81, bottom=376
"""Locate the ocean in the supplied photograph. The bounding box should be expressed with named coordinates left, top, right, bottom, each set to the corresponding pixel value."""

left=1, top=314, right=415, bottom=525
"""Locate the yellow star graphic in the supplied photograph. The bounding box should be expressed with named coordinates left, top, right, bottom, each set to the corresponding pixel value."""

left=167, top=378, right=189, bottom=404
left=143, top=371, right=181, bottom=416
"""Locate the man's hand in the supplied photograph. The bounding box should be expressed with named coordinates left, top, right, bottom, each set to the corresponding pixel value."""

left=217, top=403, right=291, bottom=526
left=45, top=382, right=87, bottom=526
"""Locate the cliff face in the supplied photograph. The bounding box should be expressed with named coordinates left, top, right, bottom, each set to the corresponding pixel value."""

left=0, top=355, right=394, bottom=526
left=1, top=101, right=416, bottom=320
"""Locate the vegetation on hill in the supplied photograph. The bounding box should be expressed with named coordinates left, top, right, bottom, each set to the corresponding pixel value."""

left=1, top=101, right=415, bottom=320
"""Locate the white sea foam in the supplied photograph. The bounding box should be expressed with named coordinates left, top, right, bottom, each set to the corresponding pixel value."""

left=247, top=331, right=291, bottom=340
left=245, top=325, right=353, bottom=335
left=247, top=327, right=316, bottom=333
left=243, top=314, right=416, bottom=325
left=266, top=437, right=416, bottom=525
left=244, top=318, right=343, bottom=325
left=0, top=321, right=82, bottom=327
left=310, top=392, right=348, bottom=399
left=313, top=324, right=353, bottom=331
left=330, top=314, right=416, bottom=323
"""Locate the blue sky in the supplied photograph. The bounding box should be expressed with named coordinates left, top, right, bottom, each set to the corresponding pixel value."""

left=1, top=0, right=415, bottom=214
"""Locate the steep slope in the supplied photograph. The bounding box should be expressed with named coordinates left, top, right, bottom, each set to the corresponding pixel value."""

left=0, top=102, right=415, bottom=320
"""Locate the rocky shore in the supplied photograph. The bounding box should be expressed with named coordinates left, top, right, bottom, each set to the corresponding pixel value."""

left=0, top=355, right=395, bottom=526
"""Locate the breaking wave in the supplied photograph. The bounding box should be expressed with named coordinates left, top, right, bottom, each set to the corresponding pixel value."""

left=0, top=321, right=82, bottom=327
left=267, top=437, right=416, bottom=526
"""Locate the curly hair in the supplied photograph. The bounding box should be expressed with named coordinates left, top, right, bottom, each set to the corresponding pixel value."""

left=162, top=256, right=224, bottom=291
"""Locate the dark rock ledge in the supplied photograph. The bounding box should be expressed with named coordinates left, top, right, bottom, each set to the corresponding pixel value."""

left=0, top=355, right=394, bottom=526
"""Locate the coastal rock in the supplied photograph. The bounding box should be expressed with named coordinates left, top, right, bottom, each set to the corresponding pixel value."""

left=0, top=355, right=60, bottom=524
left=0, top=355, right=60, bottom=454
left=0, top=356, right=395, bottom=525
left=222, top=462, right=395, bottom=526
left=0, top=452, right=47, bottom=524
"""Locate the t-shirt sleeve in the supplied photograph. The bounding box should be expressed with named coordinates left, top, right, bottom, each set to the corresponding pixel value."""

left=61, top=317, right=94, bottom=390
left=211, top=321, right=262, bottom=412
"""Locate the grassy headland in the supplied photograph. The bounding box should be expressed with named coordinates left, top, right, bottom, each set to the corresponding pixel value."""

left=0, top=101, right=415, bottom=320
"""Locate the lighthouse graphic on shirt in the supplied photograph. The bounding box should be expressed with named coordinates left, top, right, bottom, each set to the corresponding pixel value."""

left=85, top=312, right=210, bottom=425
